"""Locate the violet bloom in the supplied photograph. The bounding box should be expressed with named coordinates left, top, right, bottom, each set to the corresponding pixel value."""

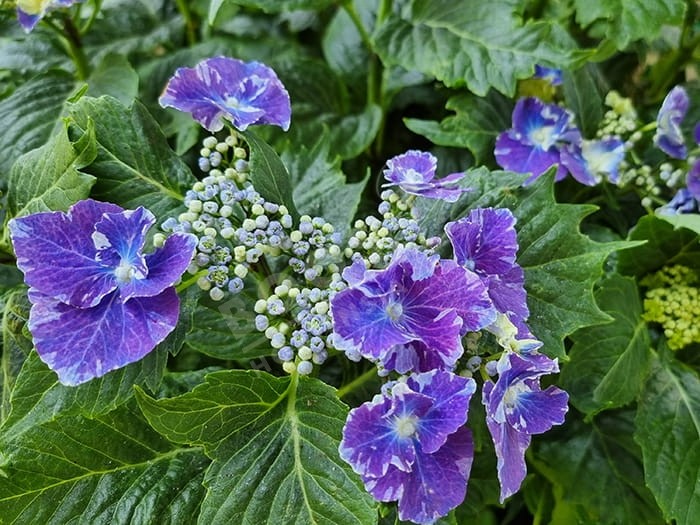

left=654, top=86, right=689, bottom=159
left=533, top=65, right=562, bottom=86
left=482, top=352, right=568, bottom=502
left=382, top=150, right=468, bottom=202
left=560, top=137, right=626, bottom=185
left=495, top=97, right=581, bottom=185
left=9, top=199, right=196, bottom=386
left=16, top=0, right=79, bottom=32
left=445, top=208, right=531, bottom=337
left=331, top=248, right=495, bottom=373
left=340, top=370, right=476, bottom=524
left=159, top=56, right=291, bottom=133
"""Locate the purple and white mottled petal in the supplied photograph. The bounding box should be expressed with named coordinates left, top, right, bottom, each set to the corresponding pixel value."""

left=28, top=288, right=180, bottom=386
left=445, top=208, right=518, bottom=275
left=17, top=0, right=79, bottom=32
left=339, top=388, right=433, bottom=478
left=119, top=233, right=197, bottom=300
left=654, top=85, right=689, bottom=159
left=533, top=65, right=563, bottom=86
left=363, top=427, right=474, bottom=525
left=495, top=131, right=565, bottom=183
left=390, top=248, right=440, bottom=282
left=9, top=200, right=123, bottom=308
left=687, top=160, right=700, bottom=201
left=341, top=259, right=369, bottom=287
left=486, top=266, right=529, bottom=324
left=159, top=56, right=291, bottom=132
left=381, top=341, right=452, bottom=374
left=407, top=370, right=475, bottom=454
left=657, top=189, right=698, bottom=214
left=93, top=207, right=154, bottom=278
left=482, top=390, right=532, bottom=503
left=695, top=122, right=700, bottom=144
left=561, top=138, right=625, bottom=185
left=505, top=383, right=569, bottom=434
left=383, top=150, right=437, bottom=185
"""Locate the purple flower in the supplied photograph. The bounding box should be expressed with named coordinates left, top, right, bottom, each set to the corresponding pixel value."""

left=159, top=56, right=291, bottom=133
left=482, top=352, right=568, bottom=502
left=654, top=86, right=689, bottom=159
left=560, top=137, right=626, bottom=185
left=382, top=150, right=468, bottom=202
left=445, top=208, right=531, bottom=337
left=533, top=65, right=563, bottom=86
left=495, top=97, right=581, bottom=185
left=331, top=249, right=495, bottom=373
left=16, top=0, right=79, bottom=32
left=8, top=199, right=196, bottom=385
left=340, top=370, right=476, bottom=524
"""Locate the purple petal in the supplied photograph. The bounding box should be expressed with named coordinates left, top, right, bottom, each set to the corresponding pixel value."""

left=482, top=398, right=532, bottom=503
left=533, top=65, right=562, bottom=86
left=159, top=56, right=291, bottom=132
left=657, top=188, right=698, bottom=214
left=17, top=8, right=41, bottom=31
left=687, top=160, right=700, bottom=201
left=381, top=341, right=454, bottom=374
left=495, top=131, right=565, bottom=184
left=486, top=266, right=529, bottom=322
left=445, top=208, right=518, bottom=275
left=28, top=288, right=180, bottom=386
left=9, top=200, right=123, bottom=308
left=383, top=150, right=437, bottom=185
left=407, top=370, right=475, bottom=454
left=119, top=233, right=197, bottom=300
left=694, top=122, right=700, bottom=145
left=508, top=385, right=569, bottom=434
left=561, top=138, right=625, bottom=185
left=654, top=85, right=689, bottom=159
left=93, top=207, right=153, bottom=278
left=363, top=427, right=474, bottom=525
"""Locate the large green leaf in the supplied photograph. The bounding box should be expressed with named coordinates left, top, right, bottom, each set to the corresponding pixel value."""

left=0, top=288, right=31, bottom=425
left=86, top=54, right=139, bottom=106
left=635, top=353, right=700, bottom=524
left=284, top=138, right=367, bottom=238
left=534, top=410, right=664, bottom=524
left=415, top=169, right=625, bottom=359
left=573, top=0, right=686, bottom=50
left=2, top=118, right=97, bottom=251
left=0, top=34, right=70, bottom=77
left=404, top=91, right=512, bottom=164
left=244, top=130, right=299, bottom=218
left=225, top=0, right=336, bottom=12
left=0, top=70, right=75, bottom=176
left=561, top=274, right=652, bottom=415
left=373, top=0, right=585, bottom=96
left=322, top=1, right=374, bottom=84
left=67, top=95, right=195, bottom=220
left=618, top=214, right=700, bottom=277
left=0, top=400, right=209, bottom=524
left=136, top=370, right=378, bottom=525
left=561, top=63, right=607, bottom=138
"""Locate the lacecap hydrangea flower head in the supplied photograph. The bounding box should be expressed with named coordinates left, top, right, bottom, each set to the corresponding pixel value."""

left=16, top=0, right=79, bottom=32
left=159, top=56, right=291, bottom=133
left=8, top=199, right=196, bottom=385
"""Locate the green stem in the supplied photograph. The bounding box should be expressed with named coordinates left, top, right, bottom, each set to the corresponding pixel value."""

left=80, top=0, right=103, bottom=34
left=61, top=15, right=90, bottom=80
left=175, top=0, right=197, bottom=45
left=376, top=0, right=392, bottom=26
left=336, top=367, right=378, bottom=399
left=176, top=270, right=207, bottom=293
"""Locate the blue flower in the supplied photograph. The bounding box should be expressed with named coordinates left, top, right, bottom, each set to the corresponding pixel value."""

left=9, top=199, right=196, bottom=385
left=533, top=65, right=563, bottom=86
left=382, top=150, right=468, bottom=202
left=339, top=370, right=476, bottom=524
left=159, top=56, right=291, bottom=133
left=495, top=97, right=581, bottom=185
left=445, top=208, right=531, bottom=338
left=560, top=137, right=626, bottom=185
left=330, top=248, right=495, bottom=373
left=482, top=352, right=568, bottom=502
left=654, top=86, right=689, bottom=159
left=16, top=0, right=80, bottom=32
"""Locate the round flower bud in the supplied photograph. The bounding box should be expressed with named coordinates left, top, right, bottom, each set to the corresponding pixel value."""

left=297, top=360, right=313, bottom=375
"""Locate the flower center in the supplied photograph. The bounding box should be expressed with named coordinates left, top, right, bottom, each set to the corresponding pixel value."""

left=386, top=301, right=404, bottom=321
left=394, top=415, right=419, bottom=438
left=401, top=168, right=425, bottom=184
left=114, top=260, right=138, bottom=283
left=529, top=125, right=556, bottom=149
left=503, top=381, right=530, bottom=414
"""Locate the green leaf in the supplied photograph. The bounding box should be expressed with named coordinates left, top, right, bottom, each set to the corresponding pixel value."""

left=3, top=118, right=96, bottom=249
left=68, top=95, right=195, bottom=219
left=561, top=63, right=607, bottom=138
left=618, top=214, right=700, bottom=277
left=534, top=409, right=664, bottom=524
left=1, top=288, right=32, bottom=425
left=404, top=91, right=512, bottom=164
left=136, top=370, right=378, bottom=525
left=655, top=212, right=700, bottom=237
left=86, top=54, right=139, bottom=106
left=322, top=1, right=373, bottom=84
left=0, top=400, right=209, bottom=524
left=284, top=138, right=367, bottom=238
left=416, top=169, right=624, bottom=359
left=373, top=0, right=585, bottom=96
left=573, top=0, right=686, bottom=49
left=0, top=347, right=167, bottom=443
left=0, top=70, right=75, bottom=176
left=0, top=34, right=70, bottom=77
left=561, top=274, right=652, bottom=415
left=635, top=354, right=700, bottom=524
left=243, top=130, right=299, bottom=217
left=224, top=0, right=336, bottom=12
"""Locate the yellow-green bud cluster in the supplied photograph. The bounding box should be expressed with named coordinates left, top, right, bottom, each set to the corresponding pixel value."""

left=598, top=91, right=638, bottom=139
left=642, top=265, right=700, bottom=350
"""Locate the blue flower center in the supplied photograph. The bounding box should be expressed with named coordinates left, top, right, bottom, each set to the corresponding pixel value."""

left=529, top=125, right=557, bottom=150
left=386, top=301, right=404, bottom=321
left=394, top=414, right=419, bottom=438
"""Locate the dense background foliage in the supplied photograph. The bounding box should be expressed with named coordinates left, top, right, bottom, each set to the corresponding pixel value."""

left=1, top=0, right=699, bottom=523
